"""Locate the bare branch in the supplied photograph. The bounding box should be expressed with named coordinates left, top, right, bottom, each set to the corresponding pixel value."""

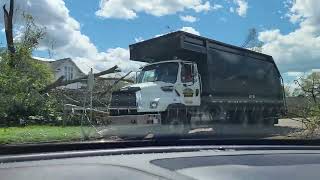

left=39, top=66, right=120, bottom=94
left=95, top=71, right=133, bottom=96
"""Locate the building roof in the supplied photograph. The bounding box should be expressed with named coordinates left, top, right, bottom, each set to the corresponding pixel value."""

left=34, top=57, right=85, bottom=75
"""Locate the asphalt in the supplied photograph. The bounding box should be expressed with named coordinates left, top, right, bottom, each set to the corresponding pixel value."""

left=97, top=119, right=305, bottom=140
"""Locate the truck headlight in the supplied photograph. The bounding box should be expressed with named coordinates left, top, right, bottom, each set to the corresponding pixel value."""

left=150, top=101, right=159, bottom=109
left=150, top=98, right=160, bottom=109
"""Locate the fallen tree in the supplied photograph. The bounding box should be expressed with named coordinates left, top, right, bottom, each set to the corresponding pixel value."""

left=39, top=65, right=121, bottom=94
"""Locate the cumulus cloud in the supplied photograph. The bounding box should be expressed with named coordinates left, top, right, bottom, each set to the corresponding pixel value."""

left=180, top=15, right=198, bottom=23
left=259, top=0, right=320, bottom=73
left=180, top=27, right=201, bottom=35
left=134, top=37, right=144, bottom=43
left=95, top=0, right=211, bottom=19
left=234, top=0, right=248, bottom=17
left=212, top=4, right=223, bottom=10
left=0, top=0, right=143, bottom=73
left=229, top=7, right=235, bottom=13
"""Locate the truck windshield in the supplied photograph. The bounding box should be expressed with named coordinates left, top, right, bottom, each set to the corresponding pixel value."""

left=137, top=62, right=179, bottom=84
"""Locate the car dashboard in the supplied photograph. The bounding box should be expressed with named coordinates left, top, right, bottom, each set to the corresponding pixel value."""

left=1, top=145, right=320, bottom=180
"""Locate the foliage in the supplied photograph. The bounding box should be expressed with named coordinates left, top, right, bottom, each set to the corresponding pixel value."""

left=0, top=15, right=59, bottom=125
left=295, top=72, right=320, bottom=101
left=290, top=72, right=320, bottom=137
left=284, top=86, right=292, bottom=97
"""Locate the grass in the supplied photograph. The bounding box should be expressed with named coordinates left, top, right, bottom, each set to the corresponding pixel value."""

left=0, top=126, right=96, bottom=145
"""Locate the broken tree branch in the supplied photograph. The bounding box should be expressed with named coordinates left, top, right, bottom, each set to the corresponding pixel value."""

left=96, top=71, right=133, bottom=96
left=39, top=65, right=120, bottom=94
left=98, top=77, right=134, bottom=83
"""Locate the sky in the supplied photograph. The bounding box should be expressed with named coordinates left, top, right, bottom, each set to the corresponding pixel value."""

left=0, top=0, right=319, bottom=89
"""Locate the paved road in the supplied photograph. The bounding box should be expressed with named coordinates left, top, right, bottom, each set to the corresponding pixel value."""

left=97, top=118, right=304, bottom=140
left=277, top=118, right=305, bottom=128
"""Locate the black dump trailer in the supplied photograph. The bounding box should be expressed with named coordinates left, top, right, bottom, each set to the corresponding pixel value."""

left=130, top=31, right=286, bottom=124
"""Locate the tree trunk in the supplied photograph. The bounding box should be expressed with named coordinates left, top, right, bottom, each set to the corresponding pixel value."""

left=39, top=65, right=120, bottom=94
left=3, top=0, right=15, bottom=54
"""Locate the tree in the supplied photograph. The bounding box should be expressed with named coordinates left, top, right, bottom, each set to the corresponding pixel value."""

left=284, top=86, right=292, bottom=97
left=0, top=6, right=56, bottom=125
left=242, top=28, right=264, bottom=53
left=294, top=72, right=320, bottom=103
left=3, top=0, right=15, bottom=55
left=290, top=72, right=320, bottom=137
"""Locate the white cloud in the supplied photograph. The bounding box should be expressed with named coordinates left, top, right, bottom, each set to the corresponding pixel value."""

left=212, top=4, right=223, bottom=10
left=0, top=0, right=143, bottom=73
left=93, top=48, right=145, bottom=73
left=154, top=27, right=201, bottom=38
left=180, top=27, right=200, bottom=35
left=285, top=72, right=304, bottom=77
left=193, top=1, right=211, bottom=12
left=95, top=0, right=211, bottom=19
left=134, top=37, right=144, bottom=43
left=229, top=7, right=235, bottom=13
left=180, top=15, right=198, bottom=23
left=259, top=0, right=320, bottom=73
left=234, top=0, right=248, bottom=17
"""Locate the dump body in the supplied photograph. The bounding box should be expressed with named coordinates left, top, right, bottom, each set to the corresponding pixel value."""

left=130, top=31, right=284, bottom=106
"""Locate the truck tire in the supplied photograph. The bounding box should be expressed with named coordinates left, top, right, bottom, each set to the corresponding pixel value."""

left=161, top=109, right=191, bottom=135
left=263, top=110, right=276, bottom=127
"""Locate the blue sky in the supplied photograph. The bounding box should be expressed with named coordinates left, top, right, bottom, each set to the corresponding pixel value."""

left=62, top=0, right=295, bottom=51
left=0, top=0, right=320, bottom=89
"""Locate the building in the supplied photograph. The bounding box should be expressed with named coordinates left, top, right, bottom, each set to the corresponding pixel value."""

left=38, top=58, right=86, bottom=89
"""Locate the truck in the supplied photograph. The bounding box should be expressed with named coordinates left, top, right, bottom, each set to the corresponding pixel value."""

left=108, top=31, right=286, bottom=130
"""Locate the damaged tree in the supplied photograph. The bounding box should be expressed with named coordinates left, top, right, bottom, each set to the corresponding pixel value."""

left=3, top=0, right=15, bottom=55
left=39, top=65, right=121, bottom=94
left=288, top=73, right=320, bottom=137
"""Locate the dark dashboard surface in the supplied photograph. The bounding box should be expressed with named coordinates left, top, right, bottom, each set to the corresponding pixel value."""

left=1, top=146, right=320, bottom=180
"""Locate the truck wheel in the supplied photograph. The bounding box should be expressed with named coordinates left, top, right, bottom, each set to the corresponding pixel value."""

left=252, top=110, right=264, bottom=126
left=263, top=110, right=276, bottom=127
left=263, top=117, right=275, bottom=127
left=238, top=111, right=249, bottom=127
left=168, top=117, right=187, bottom=135
left=228, top=111, right=241, bottom=124
left=162, top=110, right=190, bottom=135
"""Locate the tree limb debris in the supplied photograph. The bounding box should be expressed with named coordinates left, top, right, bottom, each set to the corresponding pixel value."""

left=40, top=65, right=120, bottom=94
left=95, top=71, right=133, bottom=96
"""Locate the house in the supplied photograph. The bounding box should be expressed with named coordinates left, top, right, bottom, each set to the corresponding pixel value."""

left=38, top=58, right=86, bottom=89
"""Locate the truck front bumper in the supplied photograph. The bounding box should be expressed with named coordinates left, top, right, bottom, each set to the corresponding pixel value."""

left=106, top=114, right=161, bottom=125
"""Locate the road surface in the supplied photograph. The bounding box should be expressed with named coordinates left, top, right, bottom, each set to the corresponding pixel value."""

left=97, top=118, right=305, bottom=140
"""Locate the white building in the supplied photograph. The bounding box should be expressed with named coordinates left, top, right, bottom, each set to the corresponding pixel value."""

left=40, top=58, right=86, bottom=89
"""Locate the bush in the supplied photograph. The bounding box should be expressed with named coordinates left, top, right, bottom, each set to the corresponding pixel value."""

left=0, top=15, right=61, bottom=126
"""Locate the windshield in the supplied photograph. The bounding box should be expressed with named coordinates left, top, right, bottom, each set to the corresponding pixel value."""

left=0, top=0, right=319, bottom=147
left=137, top=62, right=179, bottom=84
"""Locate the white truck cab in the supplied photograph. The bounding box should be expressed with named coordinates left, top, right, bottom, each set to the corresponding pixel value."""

left=134, top=60, right=201, bottom=113
left=109, top=60, right=201, bottom=126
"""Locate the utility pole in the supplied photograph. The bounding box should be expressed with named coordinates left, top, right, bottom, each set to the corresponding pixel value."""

left=88, top=68, right=95, bottom=122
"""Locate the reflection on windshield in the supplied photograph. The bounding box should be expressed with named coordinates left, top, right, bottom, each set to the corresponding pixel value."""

left=137, top=62, right=179, bottom=84
left=1, top=0, right=319, bottom=147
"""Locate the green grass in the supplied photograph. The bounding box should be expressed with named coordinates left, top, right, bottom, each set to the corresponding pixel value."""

left=0, top=126, right=96, bottom=145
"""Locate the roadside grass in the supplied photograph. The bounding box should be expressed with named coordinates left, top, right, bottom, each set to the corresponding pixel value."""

left=0, top=126, right=97, bottom=145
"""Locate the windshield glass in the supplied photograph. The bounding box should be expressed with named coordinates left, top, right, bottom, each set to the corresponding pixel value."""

left=137, top=62, right=179, bottom=83
left=0, top=0, right=319, bottom=147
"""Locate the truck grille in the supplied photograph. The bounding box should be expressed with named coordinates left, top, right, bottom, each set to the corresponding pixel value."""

left=110, top=91, right=137, bottom=108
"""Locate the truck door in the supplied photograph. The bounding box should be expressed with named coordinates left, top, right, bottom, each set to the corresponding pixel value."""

left=176, top=62, right=201, bottom=106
